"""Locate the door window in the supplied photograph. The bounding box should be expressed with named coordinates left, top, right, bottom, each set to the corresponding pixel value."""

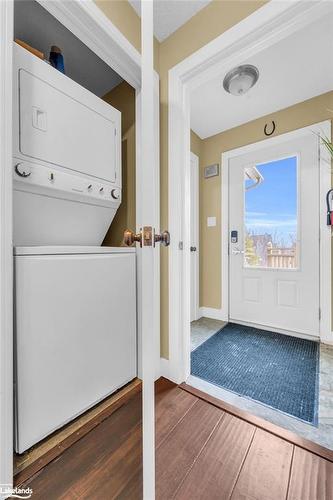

left=244, top=156, right=298, bottom=269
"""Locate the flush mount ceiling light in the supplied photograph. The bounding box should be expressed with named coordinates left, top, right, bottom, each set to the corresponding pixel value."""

left=223, top=64, right=259, bottom=96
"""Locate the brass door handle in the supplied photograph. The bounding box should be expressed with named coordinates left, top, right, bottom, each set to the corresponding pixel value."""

left=124, top=228, right=170, bottom=247
left=124, top=229, right=142, bottom=246
left=155, top=230, right=170, bottom=247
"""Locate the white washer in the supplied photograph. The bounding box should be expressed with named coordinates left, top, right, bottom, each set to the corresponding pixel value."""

left=14, top=246, right=137, bottom=453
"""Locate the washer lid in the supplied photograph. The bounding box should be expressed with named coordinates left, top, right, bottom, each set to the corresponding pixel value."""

left=14, top=246, right=136, bottom=256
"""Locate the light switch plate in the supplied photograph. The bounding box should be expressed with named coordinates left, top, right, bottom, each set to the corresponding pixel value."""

left=207, top=216, right=216, bottom=227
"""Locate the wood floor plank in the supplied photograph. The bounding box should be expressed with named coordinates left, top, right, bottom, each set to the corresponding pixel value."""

left=181, top=383, right=333, bottom=462
left=174, top=413, right=255, bottom=500
left=72, top=423, right=142, bottom=499
left=24, top=392, right=142, bottom=500
left=115, top=469, right=143, bottom=500
left=14, top=378, right=142, bottom=486
left=287, top=447, right=333, bottom=500
left=156, top=399, right=223, bottom=500
left=155, top=386, right=197, bottom=448
left=231, top=428, right=294, bottom=500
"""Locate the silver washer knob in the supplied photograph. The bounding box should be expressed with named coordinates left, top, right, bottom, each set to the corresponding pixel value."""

left=15, top=163, right=31, bottom=178
left=111, top=188, right=120, bottom=200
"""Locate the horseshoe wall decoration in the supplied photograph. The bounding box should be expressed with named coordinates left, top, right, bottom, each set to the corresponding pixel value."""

left=264, top=120, right=276, bottom=136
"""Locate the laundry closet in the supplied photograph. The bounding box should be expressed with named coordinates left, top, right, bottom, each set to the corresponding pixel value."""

left=12, top=0, right=137, bottom=470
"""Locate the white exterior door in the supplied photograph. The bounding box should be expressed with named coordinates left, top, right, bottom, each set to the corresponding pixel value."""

left=190, top=153, right=199, bottom=322
left=229, top=130, right=320, bottom=337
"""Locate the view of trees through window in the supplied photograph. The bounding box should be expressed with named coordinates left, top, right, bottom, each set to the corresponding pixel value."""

left=244, top=156, right=298, bottom=269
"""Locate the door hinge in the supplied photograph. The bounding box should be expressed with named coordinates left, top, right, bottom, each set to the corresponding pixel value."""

left=319, top=308, right=321, bottom=320
left=179, top=241, right=183, bottom=250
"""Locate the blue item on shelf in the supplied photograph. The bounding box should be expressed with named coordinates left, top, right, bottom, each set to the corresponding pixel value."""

left=49, top=45, right=65, bottom=74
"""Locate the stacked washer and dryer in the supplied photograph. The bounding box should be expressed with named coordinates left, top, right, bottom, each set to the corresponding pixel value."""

left=13, top=43, right=137, bottom=453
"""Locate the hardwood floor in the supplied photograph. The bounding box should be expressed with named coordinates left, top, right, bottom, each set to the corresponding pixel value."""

left=14, top=379, right=142, bottom=486
left=23, top=392, right=143, bottom=499
left=23, top=378, right=333, bottom=499
left=157, top=381, right=333, bottom=500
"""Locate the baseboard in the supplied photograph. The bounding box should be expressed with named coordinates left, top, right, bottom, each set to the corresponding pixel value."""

left=321, top=336, right=333, bottom=347
left=199, top=307, right=227, bottom=321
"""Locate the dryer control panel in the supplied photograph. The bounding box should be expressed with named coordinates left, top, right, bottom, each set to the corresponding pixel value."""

left=13, top=159, right=121, bottom=207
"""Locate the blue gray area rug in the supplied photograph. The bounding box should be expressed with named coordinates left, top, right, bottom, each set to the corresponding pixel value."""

left=191, top=323, right=319, bottom=424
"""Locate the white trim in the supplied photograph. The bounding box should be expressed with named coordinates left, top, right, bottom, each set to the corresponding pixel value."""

left=318, top=121, right=332, bottom=345
left=0, top=1, right=13, bottom=496
left=160, top=357, right=172, bottom=381
left=222, top=121, right=331, bottom=343
left=168, top=0, right=333, bottom=384
left=153, top=72, right=161, bottom=380
left=190, top=152, right=200, bottom=322
left=324, top=337, right=333, bottom=348
left=199, top=307, right=227, bottom=322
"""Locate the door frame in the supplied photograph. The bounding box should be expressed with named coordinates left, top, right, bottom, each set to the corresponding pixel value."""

left=0, top=0, right=160, bottom=495
left=167, top=0, right=333, bottom=384
left=190, top=152, right=200, bottom=322
left=222, top=121, right=331, bottom=343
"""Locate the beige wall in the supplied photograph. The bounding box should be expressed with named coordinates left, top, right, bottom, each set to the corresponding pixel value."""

left=190, top=130, right=203, bottom=159
left=194, top=91, right=333, bottom=309
left=102, top=81, right=136, bottom=246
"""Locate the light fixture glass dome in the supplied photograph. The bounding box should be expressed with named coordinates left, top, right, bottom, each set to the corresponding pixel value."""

left=223, top=64, right=259, bottom=96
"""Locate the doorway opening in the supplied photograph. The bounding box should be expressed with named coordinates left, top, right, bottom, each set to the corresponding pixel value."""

left=168, top=1, right=333, bottom=452
left=189, top=122, right=330, bottom=432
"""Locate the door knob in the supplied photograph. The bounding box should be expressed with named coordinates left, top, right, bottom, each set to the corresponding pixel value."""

left=124, top=228, right=170, bottom=247
left=154, top=230, right=170, bottom=247
left=124, top=229, right=142, bottom=246
left=190, top=246, right=197, bottom=252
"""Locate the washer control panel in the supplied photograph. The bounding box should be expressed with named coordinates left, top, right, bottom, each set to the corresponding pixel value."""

left=13, top=160, right=121, bottom=204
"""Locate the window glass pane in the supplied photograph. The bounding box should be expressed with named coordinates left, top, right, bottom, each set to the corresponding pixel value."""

left=244, top=156, right=298, bottom=269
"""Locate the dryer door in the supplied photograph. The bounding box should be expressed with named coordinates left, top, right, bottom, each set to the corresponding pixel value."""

left=19, top=69, right=117, bottom=182
left=15, top=43, right=121, bottom=184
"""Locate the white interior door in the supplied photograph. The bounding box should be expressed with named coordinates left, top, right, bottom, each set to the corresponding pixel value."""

left=190, top=152, right=199, bottom=322
left=140, top=2, right=160, bottom=499
left=229, top=131, right=320, bottom=337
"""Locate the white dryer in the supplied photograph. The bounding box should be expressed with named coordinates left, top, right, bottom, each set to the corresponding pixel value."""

left=13, top=42, right=122, bottom=247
